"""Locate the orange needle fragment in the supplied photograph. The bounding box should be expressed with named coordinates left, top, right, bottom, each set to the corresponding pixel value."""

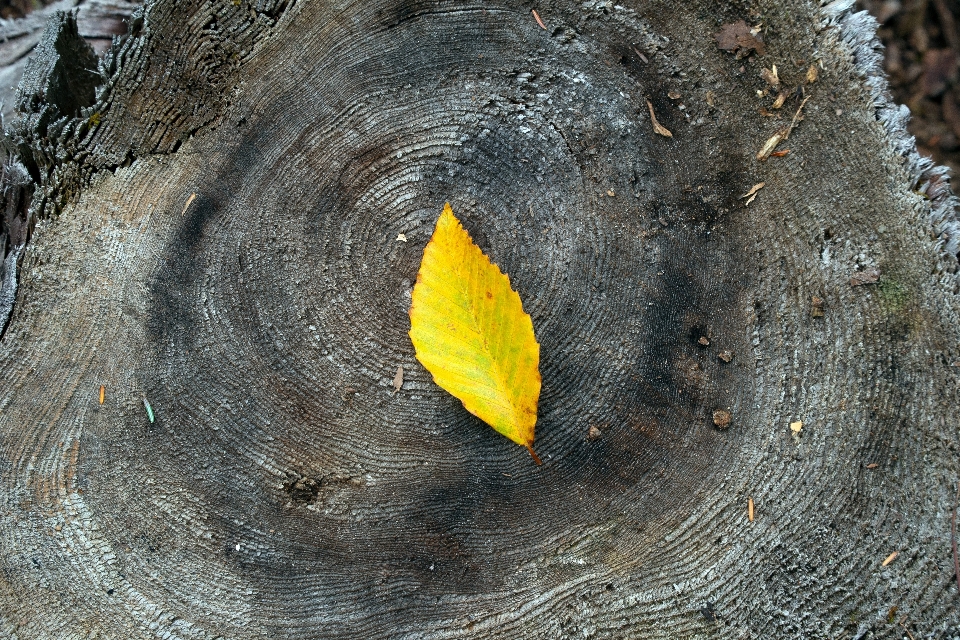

left=181, top=192, right=197, bottom=216
left=99, top=385, right=105, bottom=405
left=531, top=9, right=546, bottom=30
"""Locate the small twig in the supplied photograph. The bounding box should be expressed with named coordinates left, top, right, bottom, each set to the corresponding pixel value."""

left=741, top=182, right=765, bottom=199
left=952, top=480, right=960, bottom=593
left=646, top=99, right=673, bottom=138
left=901, top=616, right=916, bottom=640
left=783, top=96, right=810, bottom=141
left=531, top=8, right=546, bottom=30
left=757, top=97, right=810, bottom=160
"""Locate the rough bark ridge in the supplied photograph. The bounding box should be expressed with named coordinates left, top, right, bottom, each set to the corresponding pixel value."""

left=1, top=0, right=959, bottom=638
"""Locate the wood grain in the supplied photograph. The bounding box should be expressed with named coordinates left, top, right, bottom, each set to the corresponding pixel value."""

left=1, top=0, right=959, bottom=637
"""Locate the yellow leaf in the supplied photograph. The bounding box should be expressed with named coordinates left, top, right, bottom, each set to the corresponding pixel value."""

left=409, top=203, right=542, bottom=462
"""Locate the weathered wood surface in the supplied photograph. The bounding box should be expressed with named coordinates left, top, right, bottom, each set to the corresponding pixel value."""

left=0, top=0, right=140, bottom=124
left=1, top=0, right=959, bottom=637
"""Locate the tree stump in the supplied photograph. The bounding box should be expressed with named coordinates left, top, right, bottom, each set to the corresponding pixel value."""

left=2, top=1, right=959, bottom=637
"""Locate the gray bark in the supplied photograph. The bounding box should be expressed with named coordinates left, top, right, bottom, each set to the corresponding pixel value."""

left=1, top=0, right=959, bottom=638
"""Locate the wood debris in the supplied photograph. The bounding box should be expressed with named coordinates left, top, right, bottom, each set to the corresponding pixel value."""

left=811, top=295, right=824, bottom=317
left=790, top=420, right=803, bottom=434
left=181, top=192, right=197, bottom=216
left=741, top=182, right=765, bottom=205
left=667, top=91, right=681, bottom=100
left=715, top=20, right=766, bottom=57
left=748, top=497, right=754, bottom=522
left=785, top=96, right=811, bottom=138
left=718, top=349, right=733, bottom=363
left=396, top=233, right=407, bottom=242
left=772, top=92, right=787, bottom=109
left=531, top=8, right=546, bottom=30
left=770, top=149, right=790, bottom=157
left=586, top=425, right=602, bottom=440
left=866, top=463, right=879, bottom=469
left=850, top=268, right=880, bottom=286
left=757, top=97, right=809, bottom=160
left=902, top=621, right=917, bottom=640
left=607, top=189, right=616, bottom=197
left=741, top=182, right=765, bottom=198
left=392, top=365, right=403, bottom=393
left=712, top=409, right=731, bottom=429
left=705, top=90, right=716, bottom=106
left=646, top=100, right=673, bottom=137
left=698, top=336, right=710, bottom=346
left=806, top=64, right=819, bottom=83
left=761, top=65, right=779, bottom=88
left=757, top=129, right=788, bottom=161
left=882, top=551, right=899, bottom=567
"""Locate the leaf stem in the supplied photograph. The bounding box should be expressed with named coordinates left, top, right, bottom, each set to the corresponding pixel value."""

left=526, top=445, right=542, bottom=466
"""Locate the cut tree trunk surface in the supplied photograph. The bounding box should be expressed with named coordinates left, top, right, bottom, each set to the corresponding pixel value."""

left=1, top=0, right=959, bottom=638
left=0, top=0, right=141, bottom=124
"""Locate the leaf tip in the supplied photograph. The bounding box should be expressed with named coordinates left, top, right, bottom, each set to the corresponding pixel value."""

left=440, top=202, right=457, bottom=226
